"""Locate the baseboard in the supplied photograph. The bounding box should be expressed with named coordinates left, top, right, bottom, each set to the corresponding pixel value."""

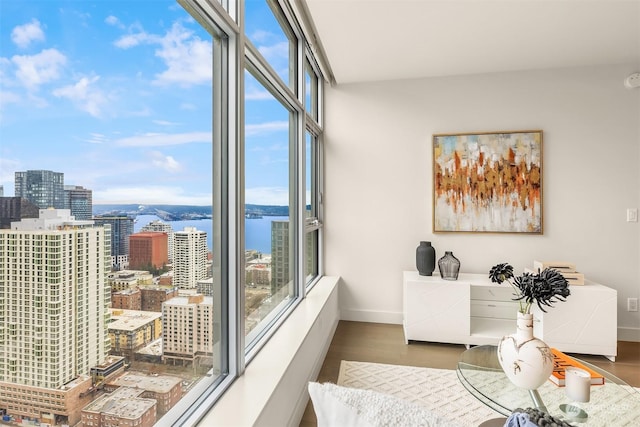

left=341, top=307, right=403, bottom=325
left=618, top=326, right=640, bottom=342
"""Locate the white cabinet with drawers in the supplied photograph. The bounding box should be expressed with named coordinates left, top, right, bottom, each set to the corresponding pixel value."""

left=403, top=271, right=618, bottom=360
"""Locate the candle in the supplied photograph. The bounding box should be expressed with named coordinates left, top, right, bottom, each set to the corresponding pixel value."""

left=565, top=367, right=591, bottom=403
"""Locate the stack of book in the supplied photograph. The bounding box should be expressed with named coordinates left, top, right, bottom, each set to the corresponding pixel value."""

left=548, top=348, right=605, bottom=386
left=530, top=260, right=585, bottom=286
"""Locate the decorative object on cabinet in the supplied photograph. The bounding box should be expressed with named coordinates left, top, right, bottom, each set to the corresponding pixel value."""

left=531, top=260, right=584, bottom=285
left=488, top=263, right=570, bottom=314
left=489, top=263, right=571, bottom=390
left=416, top=241, right=436, bottom=276
left=433, top=130, right=543, bottom=234
left=496, top=312, right=554, bottom=390
left=437, top=251, right=460, bottom=280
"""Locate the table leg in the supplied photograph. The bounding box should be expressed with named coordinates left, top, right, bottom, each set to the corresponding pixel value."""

left=528, top=389, right=548, bottom=413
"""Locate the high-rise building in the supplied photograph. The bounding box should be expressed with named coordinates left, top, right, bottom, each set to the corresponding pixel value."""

left=14, top=170, right=65, bottom=209
left=173, top=227, right=208, bottom=289
left=129, top=232, right=169, bottom=271
left=140, top=219, right=174, bottom=262
left=93, top=215, right=134, bottom=269
left=0, top=184, right=3, bottom=196
left=0, top=209, right=112, bottom=425
left=270, top=220, right=291, bottom=294
left=64, top=185, right=93, bottom=220
left=0, top=196, right=40, bottom=229
left=162, top=293, right=213, bottom=365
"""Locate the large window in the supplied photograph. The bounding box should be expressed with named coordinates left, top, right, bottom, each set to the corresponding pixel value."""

left=0, top=0, right=323, bottom=425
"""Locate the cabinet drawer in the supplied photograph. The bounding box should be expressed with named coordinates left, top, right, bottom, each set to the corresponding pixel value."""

left=471, top=300, right=517, bottom=320
left=470, top=286, right=515, bottom=302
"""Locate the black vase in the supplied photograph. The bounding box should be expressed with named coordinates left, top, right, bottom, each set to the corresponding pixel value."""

left=438, top=251, right=460, bottom=280
left=416, top=241, right=436, bottom=276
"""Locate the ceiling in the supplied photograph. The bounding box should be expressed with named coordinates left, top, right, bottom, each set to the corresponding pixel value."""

left=302, top=0, right=640, bottom=85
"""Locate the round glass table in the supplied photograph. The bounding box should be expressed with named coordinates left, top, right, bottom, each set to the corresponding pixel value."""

left=457, top=345, right=640, bottom=426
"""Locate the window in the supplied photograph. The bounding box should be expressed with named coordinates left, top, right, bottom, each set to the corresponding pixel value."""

left=243, top=66, right=296, bottom=348
left=1, top=0, right=322, bottom=424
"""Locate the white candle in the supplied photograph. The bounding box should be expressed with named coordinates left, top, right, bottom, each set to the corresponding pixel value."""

left=565, top=367, right=591, bottom=403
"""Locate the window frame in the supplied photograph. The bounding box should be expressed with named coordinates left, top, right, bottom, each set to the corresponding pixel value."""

left=165, top=0, right=325, bottom=424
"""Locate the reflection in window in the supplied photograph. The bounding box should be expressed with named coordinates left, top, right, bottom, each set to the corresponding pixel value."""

left=245, top=0, right=296, bottom=89
left=243, top=68, right=296, bottom=347
left=305, top=131, right=319, bottom=284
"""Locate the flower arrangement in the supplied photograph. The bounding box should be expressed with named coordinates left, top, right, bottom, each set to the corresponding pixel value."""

left=489, top=263, right=571, bottom=314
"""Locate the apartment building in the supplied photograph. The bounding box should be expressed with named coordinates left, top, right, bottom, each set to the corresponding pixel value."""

left=93, top=216, right=134, bottom=270
left=128, top=231, right=168, bottom=271
left=172, top=227, right=207, bottom=289
left=162, top=293, right=213, bottom=366
left=14, top=170, right=64, bottom=209
left=108, top=309, right=163, bottom=361
left=81, top=386, right=157, bottom=427
left=0, top=197, right=39, bottom=229
left=0, top=209, right=111, bottom=425
left=63, top=185, right=93, bottom=221
left=140, top=219, right=175, bottom=262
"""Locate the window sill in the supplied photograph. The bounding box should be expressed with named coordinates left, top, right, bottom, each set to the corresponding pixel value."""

left=197, top=276, right=340, bottom=426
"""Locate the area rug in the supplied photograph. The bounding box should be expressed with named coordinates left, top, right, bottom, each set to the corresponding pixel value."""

left=337, top=360, right=640, bottom=427
left=337, top=360, right=501, bottom=426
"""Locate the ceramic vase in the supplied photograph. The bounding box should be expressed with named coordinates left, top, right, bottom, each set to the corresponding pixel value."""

left=437, top=251, right=460, bottom=280
left=497, top=312, right=554, bottom=390
left=416, top=241, right=436, bottom=276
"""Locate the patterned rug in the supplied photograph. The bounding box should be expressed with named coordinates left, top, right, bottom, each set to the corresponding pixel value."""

left=337, top=361, right=501, bottom=426
left=337, top=360, right=640, bottom=426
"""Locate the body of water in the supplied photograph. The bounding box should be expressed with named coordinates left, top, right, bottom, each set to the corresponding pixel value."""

left=134, top=214, right=288, bottom=255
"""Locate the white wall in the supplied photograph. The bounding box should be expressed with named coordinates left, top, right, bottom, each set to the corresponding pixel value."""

left=324, top=64, right=640, bottom=340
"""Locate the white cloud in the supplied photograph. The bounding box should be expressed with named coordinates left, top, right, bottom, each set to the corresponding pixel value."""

left=245, top=88, right=273, bottom=101
left=245, top=121, right=288, bottom=136
left=0, top=90, right=21, bottom=106
left=85, top=133, right=108, bottom=144
left=258, top=41, right=289, bottom=63
left=250, top=30, right=273, bottom=44
left=149, top=150, right=182, bottom=172
left=111, top=20, right=211, bottom=87
left=153, top=119, right=180, bottom=126
left=114, top=32, right=154, bottom=49
left=105, top=15, right=124, bottom=29
left=0, top=158, right=21, bottom=188
left=153, top=22, right=212, bottom=86
left=114, top=131, right=211, bottom=147
left=52, top=75, right=108, bottom=118
left=12, top=48, right=67, bottom=90
left=11, top=19, right=45, bottom=49
left=245, top=187, right=289, bottom=206
left=94, top=185, right=211, bottom=205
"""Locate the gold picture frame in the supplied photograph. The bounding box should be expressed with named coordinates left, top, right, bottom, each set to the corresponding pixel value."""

left=433, top=130, right=543, bottom=234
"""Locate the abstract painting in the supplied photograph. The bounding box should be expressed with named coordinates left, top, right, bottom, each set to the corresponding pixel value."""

left=433, top=130, right=543, bottom=233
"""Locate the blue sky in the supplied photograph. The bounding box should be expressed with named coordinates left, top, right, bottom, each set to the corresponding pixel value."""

left=0, top=0, right=291, bottom=206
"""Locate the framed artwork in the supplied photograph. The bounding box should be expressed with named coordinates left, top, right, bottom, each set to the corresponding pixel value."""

left=433, top=130, right=543, bottom=234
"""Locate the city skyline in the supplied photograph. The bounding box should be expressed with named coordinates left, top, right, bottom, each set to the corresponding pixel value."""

left=0, top=0, right=291, bottom=206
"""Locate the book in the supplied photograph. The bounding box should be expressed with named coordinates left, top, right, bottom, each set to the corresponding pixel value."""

left=525, top=268, right=585, bottom=285
left=557, top=271, right=585, bottom=286
left=533, top=260, right=576, bottom=272
left=549, top=348, right=605, bottom=386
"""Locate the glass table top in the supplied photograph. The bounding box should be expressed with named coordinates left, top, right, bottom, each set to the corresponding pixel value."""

left=457, top=345, right=640, bottom=426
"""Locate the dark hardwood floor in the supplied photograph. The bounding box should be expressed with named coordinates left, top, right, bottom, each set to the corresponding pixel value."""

left=299, top=321, right=640, bottom=427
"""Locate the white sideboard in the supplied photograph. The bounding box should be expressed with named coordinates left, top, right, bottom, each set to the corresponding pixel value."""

left=403, top=271, right=617, bottom=360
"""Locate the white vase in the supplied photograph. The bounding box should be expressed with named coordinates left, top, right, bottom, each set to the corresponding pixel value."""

left=497, top=312, right=554, bottom=390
